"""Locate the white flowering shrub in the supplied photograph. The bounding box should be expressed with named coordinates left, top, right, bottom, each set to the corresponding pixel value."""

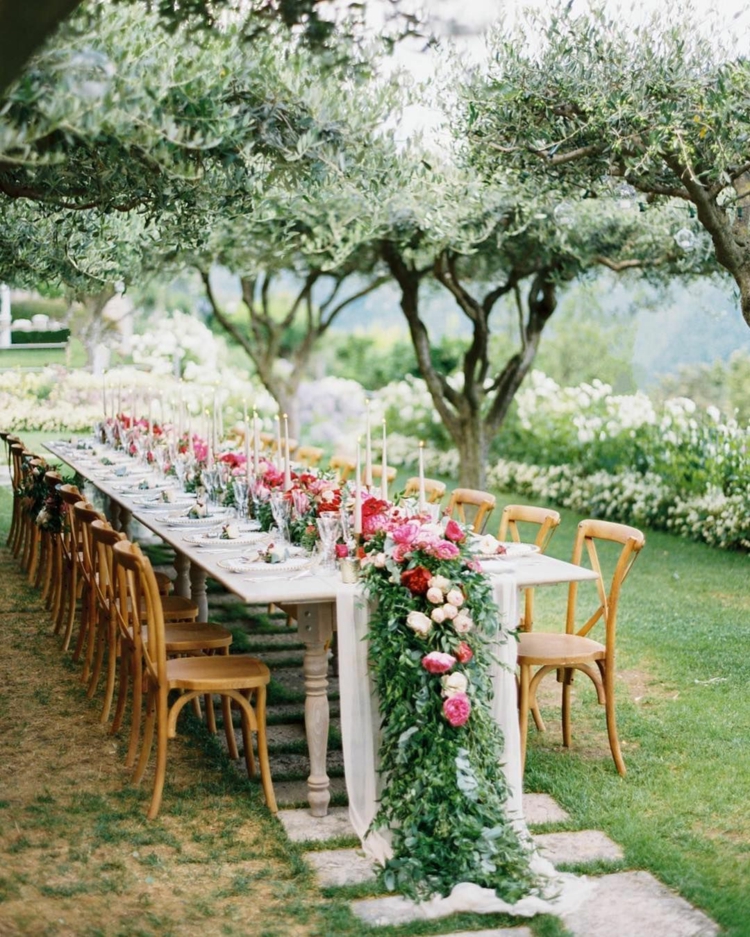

left=131, top=310, right=226, bottom=378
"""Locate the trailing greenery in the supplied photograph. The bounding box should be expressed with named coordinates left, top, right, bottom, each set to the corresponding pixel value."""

left=362, top=520, right=536, bottom=901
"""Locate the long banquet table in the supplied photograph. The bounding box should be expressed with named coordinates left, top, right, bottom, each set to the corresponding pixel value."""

left=46, top=440, right=599, bottom=830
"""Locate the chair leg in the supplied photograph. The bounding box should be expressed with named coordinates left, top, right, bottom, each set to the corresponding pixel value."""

left=518, top=663, right=531, bottom=775
left=98, top=617, right=119, bottom=724
left=561, top=668, right=573, bottom=748
left=61, top=565, right=80, bottom=652
left=133, top=690, right=157, bottom=784
left=125, top=655, right=143, bottom=768
left=253, top=686, right=277, bottom=813
left=110, top=646, right=130, bottom=735
left=222, top=695, right=239, bottom=761
left=28, top=526, right=41, bottom=585
left=604, top=666, right=626, bottom=776
left=147, top=693, right=170, bottom=820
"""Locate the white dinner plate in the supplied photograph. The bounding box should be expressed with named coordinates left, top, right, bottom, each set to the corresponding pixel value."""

left=187, top=530, right=270, bottom=547
left=472, top=541, right=540, bottom=560
left=158, top=510, right=231, bottom=527
left=218, top=556, right=311, bottom=574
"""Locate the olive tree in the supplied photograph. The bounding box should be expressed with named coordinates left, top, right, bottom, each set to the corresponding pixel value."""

left=462, top=3, right=750, bottom=327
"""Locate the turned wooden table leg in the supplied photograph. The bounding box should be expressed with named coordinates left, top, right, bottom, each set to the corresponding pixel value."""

left=119, top=508, right=132, bottom=540
left=173, top=551, right=191, bottom=600
left=297, top=603, right=334, bottom=817
left=189, top=562, right=208, bottom=622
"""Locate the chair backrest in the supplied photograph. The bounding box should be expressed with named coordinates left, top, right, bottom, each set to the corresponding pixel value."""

left=498, top=504, right=562, bottom=631
left=113, top=539, right=166, bottom=688
left=445, top=487, right=496, bottom=533
left=10, top=444, right=26, bottom=489
left=90, top=519, right=125, bottom=612
left=403, top=476, right=446, bottom=504
left=58, top=484, right=83, bottom=560
left=296, top=445, right=324, bottom=468
left=329, top=454, right=356, bottom=483
left=73, top=501, right=105, bottom=585
left=370, top=464, right=398, bottom=483
left=498, top=504, right=561, bottom=552
left=566, top=519, right=645, bottom=663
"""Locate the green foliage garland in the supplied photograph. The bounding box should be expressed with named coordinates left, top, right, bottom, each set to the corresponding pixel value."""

left=361, top=528, right=536, bottom=901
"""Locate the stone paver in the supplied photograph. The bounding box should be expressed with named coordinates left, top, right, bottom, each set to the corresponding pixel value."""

left=560, top=871, right=719, bottom=937
left=523, top=792, right=570, bottom=825
left=533, top=830, right=624, bottom=866
left=307, top=848, right=377, bottom=887
left=440, top=930, right=533, bottom=937
left=277, top=806, right=356, bottom=843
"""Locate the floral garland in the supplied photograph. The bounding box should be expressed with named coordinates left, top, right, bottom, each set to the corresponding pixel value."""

left=360, top=508, right=536, bottom=901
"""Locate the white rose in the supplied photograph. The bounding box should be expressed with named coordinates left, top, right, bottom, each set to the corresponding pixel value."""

left=406, top=610, right=432, bottom=638
left=431, top=607, right=446, bottom=624
left=373, top=552, right=387, bottom=568
left=426, top=586, right=444, bottom=605
left=441, top=672, right=468, bottom=697
left=446, top=589, right=464, bottom=607
left=453, top=612, right=474, bottom=634
left=477, top=534, right=501, bottom=555
left=442, top=603, right=458, bottom=620
left=429, top=575, right=451, bottom=592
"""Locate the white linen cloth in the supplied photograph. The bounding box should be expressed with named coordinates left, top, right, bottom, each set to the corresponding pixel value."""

left=335, top=572, right=594, bottom=918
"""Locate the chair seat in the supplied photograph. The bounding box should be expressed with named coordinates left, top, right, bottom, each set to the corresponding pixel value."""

left=127, top=622, right=232, bottom=652
left=164, top=622, right=232, bottom=653
left=161, top=596, right=199, bottom=621
left=518, top=632, right=606, bottom=666
left=167, top=654, right=270, bottom=691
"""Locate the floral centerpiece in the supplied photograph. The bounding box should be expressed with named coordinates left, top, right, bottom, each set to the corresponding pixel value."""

left=360, top=509, right=536, bottom=901
left=250, top=464, right=343, bottom=549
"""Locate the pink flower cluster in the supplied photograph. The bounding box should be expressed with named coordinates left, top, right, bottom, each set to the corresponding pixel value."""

left=389, top=519, right=461, bottom=563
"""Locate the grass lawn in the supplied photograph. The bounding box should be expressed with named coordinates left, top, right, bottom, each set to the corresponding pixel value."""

left=0, top=339, right=87, bottom=370
left=1, top=452, right=748, bottom=935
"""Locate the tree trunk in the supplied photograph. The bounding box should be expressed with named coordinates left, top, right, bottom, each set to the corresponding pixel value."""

left=0, top=0, right=81, bottom=97
left=454, top=413, right=489, bottom=489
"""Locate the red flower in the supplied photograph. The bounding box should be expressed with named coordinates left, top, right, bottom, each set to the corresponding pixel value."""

left=401, top=565, right=432, bottom=595
left=454, top=641, right=473, bottom=664
left=444, top=518, right=465, bottom=543
left=335, top=543, right=349, bottom=558
left=362, top=497, right=389, bottom=518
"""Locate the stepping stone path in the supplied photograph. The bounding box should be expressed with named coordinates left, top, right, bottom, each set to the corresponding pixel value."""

left=189, top=566, right=720, bottom=937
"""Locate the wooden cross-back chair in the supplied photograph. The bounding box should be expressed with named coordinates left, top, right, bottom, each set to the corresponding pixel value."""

left=445, top=487, right=496, bottom=533
left=498, top=505, right=562, bottom=632
left=21, top=457, right=47, bottom=580
left=329, top=454, right=356, bottom=483
left=71, top=500, right=107, bottom=679
left=112, top=540, right=277, bottom=819
left=105, top=534, right=234, bottom=769
left=370, top=464, right=398, bottom=484
left=7, top=442, right=25, bottom=553
left=403, top=477, right=446, bottom=505
left=38, top=470, right=63, bottom=605
left=295, top=445, right=325, bottom=469
left=517, top=519, right=645, bottom=777
left=55, top=483, right=84, bottom=650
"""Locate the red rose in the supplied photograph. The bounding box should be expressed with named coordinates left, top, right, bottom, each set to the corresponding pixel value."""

left=444, top=519, right=465, bottom=543
left=401, top=565, right=432, bottom=595
left=335, top=543, right=349, bottom=558
left=455, top=641, right=473, bottom=664
left=362, top=497, right=389, bottom=518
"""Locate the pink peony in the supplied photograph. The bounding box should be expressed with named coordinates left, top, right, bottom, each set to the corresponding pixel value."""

left=443, top=692, right=471, bottom=727
left=444, top=518, right=465, bottom=542
left=432, top=540, right=460, bottom=560
left=391, top=543, right=412, bottom=563
left=391, top=520, right=421, bottom=546
left=422, top=651, right=456, bottom=674
left=426, top=586, right=444, bottom=605
left=446, top=588, right=464, bottom=607
left=431, top=606, right=446, bottom=624
left=442, top=603, right=458, bottom=620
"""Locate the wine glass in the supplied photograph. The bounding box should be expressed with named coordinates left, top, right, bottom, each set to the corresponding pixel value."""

left=232, top=478, right=249, bottom=519
left=316, top=514, right=341, bottom=572
left=270, top=490, right=291, bottom=543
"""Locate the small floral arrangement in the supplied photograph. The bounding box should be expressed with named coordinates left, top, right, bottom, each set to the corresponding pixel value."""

left=360, top=507, right=535, bottom=901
